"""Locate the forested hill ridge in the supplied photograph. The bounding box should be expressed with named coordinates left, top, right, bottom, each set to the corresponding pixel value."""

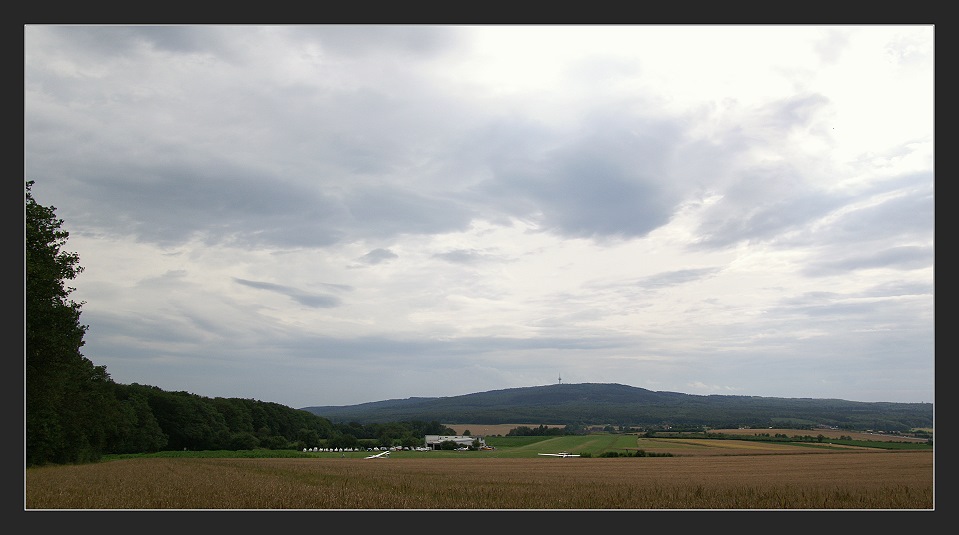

left=300, top=383, right=933, bottom=432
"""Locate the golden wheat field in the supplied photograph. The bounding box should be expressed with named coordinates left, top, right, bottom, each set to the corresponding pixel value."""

left=25, top=450, right=933, bottom=510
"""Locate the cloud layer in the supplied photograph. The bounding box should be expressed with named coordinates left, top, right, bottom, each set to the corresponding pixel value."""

left=25, top=25, right=934, bottom=408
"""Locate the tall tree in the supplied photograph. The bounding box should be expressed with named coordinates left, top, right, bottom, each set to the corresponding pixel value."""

left=25, top=181, right=120, bottom=465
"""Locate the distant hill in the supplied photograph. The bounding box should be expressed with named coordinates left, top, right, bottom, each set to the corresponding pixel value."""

left=300, top=383, right=933, bottom=432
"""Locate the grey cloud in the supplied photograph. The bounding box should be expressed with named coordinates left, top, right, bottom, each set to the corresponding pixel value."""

left=802, top=245, right=933, bottom=277
left=343, top=187, right=475, bottom=237
left=28, top=26, right=714, bottom=250
left=291, top=89, right=450, bottom=176
left=290, top=294, right=341, bottom=308
left=829, top=175, right=933, bottom=243
left=42, top=158, right=347, bottom=248
left=687, top=94, right=845, bottom=250
left=564, top=56, right=642, bottom=88
left=137, top=269, right=189, bottom=287
left=26, top=25, right=473, bottom=252
left=693, top=170, right=843, bottom=249
left=783, top=299, right=900, bottom=319
left=885, top=31, right=933, bottom=67
left=288, top=25, right=462, bottom=59
left=359, top=248, right=398, bottom=265
left=234, top=278, right=342, bottom=308
left=759, top=93, right=831, bottom=133
left=792, top=174, right=932, bottom=276
left=37, top=26, right=244, bottom=61
left=579, top=268, right=723, bottom=305
left=814, top=29, right=851, bottom=64
left=857, top=280, right=933, bottom=299
left=694, top=186, right=841, bottom=247
left=780, top=282, right=933, bottom=308
left=639, top=268, right=724, bottom=289
left=779, top=291, right=842, bottom=307
left=114, top=26, right=229, bottom=55
left=278, top=333, right=628, bottom=363
left=81, top=309, right=208, bottom=347
left=38, top=26, right=185, bottom=57
left=476, top=113, right=687, bottom=240
left=433, top=249, right=502, bottom=264
left=41, top=25, right=458, bottom=66
left=770, top=286, right=931, bottom=326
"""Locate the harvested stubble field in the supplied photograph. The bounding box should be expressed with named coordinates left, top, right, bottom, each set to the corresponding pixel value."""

left=634, top=437, right=883, bottom=455
left=25, top=450, right=932, bottom=510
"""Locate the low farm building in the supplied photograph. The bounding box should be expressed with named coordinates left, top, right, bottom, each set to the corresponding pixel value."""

left=424, top=435, right=486, bottom=450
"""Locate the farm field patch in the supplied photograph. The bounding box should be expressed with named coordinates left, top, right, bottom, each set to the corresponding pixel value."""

left=708, top=428, right=929, bottom=442
left=637, top=437, right=811, bottom=455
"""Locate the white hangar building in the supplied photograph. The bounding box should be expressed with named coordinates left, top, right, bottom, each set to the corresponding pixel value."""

left=424, top=435, right=486, bottom=450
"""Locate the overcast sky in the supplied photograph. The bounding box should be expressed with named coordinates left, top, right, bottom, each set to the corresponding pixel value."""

left=24, top=25, right=934, bottom=409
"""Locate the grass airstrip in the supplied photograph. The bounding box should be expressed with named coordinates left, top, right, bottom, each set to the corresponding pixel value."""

left=25, top=428, right=934, bottom=510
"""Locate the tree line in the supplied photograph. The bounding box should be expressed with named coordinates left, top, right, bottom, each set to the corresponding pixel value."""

left=25, top=181, right=452, bottom=467
left=506, top=424, right=581, bottom=436
left=116, top=383, right=455, bottom=454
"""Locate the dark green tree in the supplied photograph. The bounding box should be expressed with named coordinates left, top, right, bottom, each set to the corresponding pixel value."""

left=25, top=181, right=121, bottom=466
left=108, top=385, right=168, bottom=453
left=296, top=427, right=321, bottom=449
left=146, top=389, right=231, bottom=451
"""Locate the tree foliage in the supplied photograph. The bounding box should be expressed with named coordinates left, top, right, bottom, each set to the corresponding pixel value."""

left=25, top=180, right=123, bottom=465
left=506, top=424, right=566, bottom=437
